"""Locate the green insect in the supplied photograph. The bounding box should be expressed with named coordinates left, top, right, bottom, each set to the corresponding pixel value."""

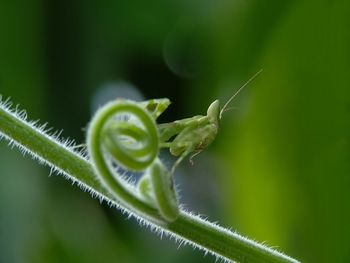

left=144, top=70, right=262, bottom=174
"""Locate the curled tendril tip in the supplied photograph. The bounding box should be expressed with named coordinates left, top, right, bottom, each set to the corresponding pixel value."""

left=87, top=99, right=179, bottom=223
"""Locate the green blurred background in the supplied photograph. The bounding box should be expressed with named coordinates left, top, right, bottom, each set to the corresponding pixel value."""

left=0, top=0, right=349, bottom=262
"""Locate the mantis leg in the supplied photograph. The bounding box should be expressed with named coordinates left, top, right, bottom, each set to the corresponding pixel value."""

left=171, top=147, right=194, bottom=174
left=158, top=116, right=204, bottom=142
left=159, top=142, right=172, bottom=148
left=189, top=150, right=202, bottom=165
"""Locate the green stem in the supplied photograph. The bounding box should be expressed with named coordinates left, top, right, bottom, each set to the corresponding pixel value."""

left=0, top=101, right=299, bottom=263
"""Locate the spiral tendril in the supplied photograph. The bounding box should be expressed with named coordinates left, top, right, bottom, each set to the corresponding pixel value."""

left=87, top=99, right=179, bottom=223
left=100, top=101, right=159, bottom=171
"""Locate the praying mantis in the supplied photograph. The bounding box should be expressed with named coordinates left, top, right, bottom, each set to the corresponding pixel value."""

left=79, top=70, right=262, bottom=175
left=85, top=70, right=262, bottom=221
left=143, top=69, right=262, bottom=174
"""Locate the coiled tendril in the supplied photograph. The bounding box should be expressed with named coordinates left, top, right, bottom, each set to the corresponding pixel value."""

left=87, top=99, right=179, bottom=223
left=101, top=101, right=159, bottom=171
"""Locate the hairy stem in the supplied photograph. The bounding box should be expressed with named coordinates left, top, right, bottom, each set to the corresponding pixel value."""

left=0, top=101, right=299, bottom=263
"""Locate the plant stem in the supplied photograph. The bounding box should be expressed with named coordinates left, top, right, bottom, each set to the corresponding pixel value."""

left=0, top=103, right=299, bottom=263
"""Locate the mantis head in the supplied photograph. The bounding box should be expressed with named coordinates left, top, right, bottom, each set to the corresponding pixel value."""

left=207, top=99, right=220, bottom=124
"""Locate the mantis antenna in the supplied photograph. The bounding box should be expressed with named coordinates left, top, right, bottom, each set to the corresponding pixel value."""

left=219, top=69, right=263, bottom=119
